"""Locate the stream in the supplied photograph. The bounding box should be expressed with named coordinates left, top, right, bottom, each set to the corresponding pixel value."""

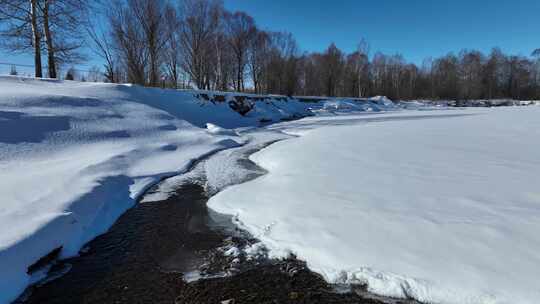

left=15, top=129, right=419, bottom=304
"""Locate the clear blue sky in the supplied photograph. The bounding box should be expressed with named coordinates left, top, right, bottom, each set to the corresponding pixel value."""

left=1, top=0, right=539, bottom=70
left=224, top=0, right=540, bottom=63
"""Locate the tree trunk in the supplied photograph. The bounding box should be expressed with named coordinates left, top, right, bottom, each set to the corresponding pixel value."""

left=236, top=65, right=241, bottom=92
left=149, top=40, right=159, bottom=86
left=30, top=0, right=43, bottom=78
left=42, top=0, right=57, bottom=78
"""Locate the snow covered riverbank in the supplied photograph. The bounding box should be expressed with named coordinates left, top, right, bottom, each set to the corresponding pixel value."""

left=0, top=76, right=315, bottom=303
left=208, top=107, right=540, bottom=304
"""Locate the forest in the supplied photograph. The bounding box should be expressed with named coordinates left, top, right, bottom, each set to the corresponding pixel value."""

left=1, top=0, right=540, bottom=100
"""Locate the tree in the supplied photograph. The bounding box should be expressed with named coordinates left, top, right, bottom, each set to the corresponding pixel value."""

left=9, top=64, right=17, bottom=75
left=109, top=0, right=147, bottom=85
left=130, top=0, right=167, bottom=86
left=87, top=17, right=117, bottom=83
left=65, top=66, right=75, bottom=80
left=248, top=30, right=269, bottom=93
left=87, top=66, right=101, bottom=82
left=0, top=0, right=43, bottom=77
left=178, top=0, right=222, bottom=89
left=433, top=53, right=460, bottom=99
left=531, top=49, right=540, bottom=98
left=261, top=31, right=299, bottom=95
left=163, top=3, right=180, bottom=88
left=356, top=39, right=370, bottom=97
left=40, top=0, right=56, bottom=78
left=38, top=0, right=89, bottom=78
left=224, top=11, right=256, bottom=92
left=212, top=27, right=233, bottom=91
left=458, top=50, right=484, bottom=99
left=482, top=48, right=504, bottom=99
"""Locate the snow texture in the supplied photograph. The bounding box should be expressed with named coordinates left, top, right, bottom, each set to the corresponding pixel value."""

left=142, top=128, right=291, bottom=202
left=209, top=107, right=540, bottom=304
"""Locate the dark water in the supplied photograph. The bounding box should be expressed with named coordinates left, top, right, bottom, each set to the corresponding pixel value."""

left=16, top=183, right=230, bottom=304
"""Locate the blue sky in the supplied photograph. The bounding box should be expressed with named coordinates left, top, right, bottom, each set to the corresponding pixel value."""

left=223, top=0, right=540, bottom=63
left=1, top=0, right=539, bottom=70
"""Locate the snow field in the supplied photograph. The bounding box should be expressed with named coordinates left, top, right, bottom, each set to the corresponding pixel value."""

left=209, top=107, right=540, bottom=304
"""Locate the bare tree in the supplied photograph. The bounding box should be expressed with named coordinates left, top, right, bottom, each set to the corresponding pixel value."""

left=0, top=0, right=43, bottom=77
left=9, top=64, right=17, bottom=75
left=38, top=0, right=89, bottom=78
left=262, top=31, right=299, bottom=95
left=531, top=49, right=540, bottom=98
left=87, top=18, right=117, bottom=82
left=178, top=0, right=222, bottom=89
left=213, top=27, right=233, bottom=90
left=224, top=11, right=256, bottom=92
left=87, top=65, right=101, bottom=82
left=64, top=65, right=75, bottom=80
left=163, top=3, right=179, bottom=88
left=356, top=39, right=370, bottom=97
left=40, top=0, right=55, bottom=77
left=109, top=0, right=147, bottom=85
left=248, top=30, right=269, bottom=93
left=130, top=0, right=166, bottom=86
left=321, top=43, right=343, bottom=97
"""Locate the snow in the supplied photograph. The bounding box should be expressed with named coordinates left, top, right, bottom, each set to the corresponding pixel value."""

left=206, top=123, right=238, bottom=136
left=208, top=107, right=540, bottom=304
left=0, top=76, right=312, bottom=303
left=3, top=74, right=537, bottom=304
left=310, top=96, right=400, bottom=114
left=142, top=128, right=291, bottom=202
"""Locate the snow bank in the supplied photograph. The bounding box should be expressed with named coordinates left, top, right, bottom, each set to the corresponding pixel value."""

left=187, top=90, right=313, bottom=126
left=0, top=77, right=245, bottom=302
left=209, top=107, right=540, bottom=304
left=142, top=129, right=291, bottom=202
left=1, top=76, right=414, bottom=302
left=0, top=76, right=316, bottom=303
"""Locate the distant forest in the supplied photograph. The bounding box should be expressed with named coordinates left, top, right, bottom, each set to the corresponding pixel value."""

left=1, top=0, right=540, bottom=100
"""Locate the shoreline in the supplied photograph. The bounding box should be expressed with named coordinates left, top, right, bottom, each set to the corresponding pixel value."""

left=16, top=132, right=418, bottom=304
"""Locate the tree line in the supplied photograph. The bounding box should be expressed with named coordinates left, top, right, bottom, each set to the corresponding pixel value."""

left=1, top=0, right=540, bottom=100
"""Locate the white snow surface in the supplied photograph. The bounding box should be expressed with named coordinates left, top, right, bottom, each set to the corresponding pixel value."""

left=0, top=76, right=312, bottom=303
left=208, top=107, right=540, bottom=304
left=141, top=128, right=290, bottom=202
